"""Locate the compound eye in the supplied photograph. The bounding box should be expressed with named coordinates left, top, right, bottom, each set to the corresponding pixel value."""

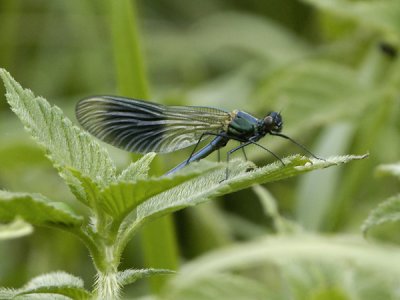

left=263, top=112, right=283, bottom=132
left=268, top=112, right=283, bottom=131
left=263, top=115, right=273, bottom=126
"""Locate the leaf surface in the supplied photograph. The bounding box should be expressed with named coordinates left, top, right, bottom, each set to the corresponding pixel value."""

left=102, top=161, right=223, bottom=219
left=0, top=271, right=91, bottom=300
left=362, top=194, right=400, bottom=234
left=117, top=268, right=175, bottom=287
left=0, top=218, right=33, bottom=240
left=0, top=69, right=116, bottom=204
left=0, top=190, right=83, bottom=229
left=137, top=155, right=368, bottom=223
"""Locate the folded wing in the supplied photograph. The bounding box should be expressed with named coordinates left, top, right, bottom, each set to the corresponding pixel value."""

left=76, top=96, right=231, bottom=153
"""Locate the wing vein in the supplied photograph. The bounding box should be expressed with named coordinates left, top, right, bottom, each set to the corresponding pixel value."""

left=76, top=96, right=231, bottom=153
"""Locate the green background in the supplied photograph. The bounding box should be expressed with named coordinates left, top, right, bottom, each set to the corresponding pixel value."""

left=1, top=0, right=400, bottom=299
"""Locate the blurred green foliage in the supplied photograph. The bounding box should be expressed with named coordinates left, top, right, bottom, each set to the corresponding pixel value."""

left=1, top=0, right=400, bottom=299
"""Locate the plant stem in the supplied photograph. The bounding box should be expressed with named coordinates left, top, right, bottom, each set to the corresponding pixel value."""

left=109, top=0, right=149, bottom=98
left=94, top=245, right=121, bottom=300
left=95, top=270, right=120, bottom=300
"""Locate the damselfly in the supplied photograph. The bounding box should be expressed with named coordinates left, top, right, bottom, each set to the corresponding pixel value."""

left=76, top=96, right=320, bottom=178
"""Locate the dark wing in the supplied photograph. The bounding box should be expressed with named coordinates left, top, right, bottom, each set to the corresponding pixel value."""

left=75, top=96, right=231, bottom=153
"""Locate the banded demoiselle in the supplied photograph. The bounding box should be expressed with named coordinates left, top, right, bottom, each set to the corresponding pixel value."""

left=76, top=96, right=320, bottom=178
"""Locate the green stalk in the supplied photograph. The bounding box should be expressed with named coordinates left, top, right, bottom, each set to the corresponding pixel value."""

left=140, top=217, right=179, bottom=292
left=107, top=0, right=178, bottom=294
left=94, top=244, right=121, bottom=300
left=0, top=0, right=19, bottom=110
left=109, top=0, right=149, bottom=97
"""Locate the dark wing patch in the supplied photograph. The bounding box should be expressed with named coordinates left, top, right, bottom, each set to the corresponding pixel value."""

left=76, top=96, right=231, bottom=153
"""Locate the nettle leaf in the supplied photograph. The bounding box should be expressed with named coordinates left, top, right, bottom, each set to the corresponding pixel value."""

left=68, top=160, right=222, bottom=221
left=163, top=273, right=271, bottom=300
left=136, top=155, right=367, bottom=224
left=0, top=218, right=33, bottom=240
left=0, top=289, right=15, bottom=299
left=117, top=268, right=175, bottom=287
left=167, top=234, right=400, bottom=292
left=252, top=185, right=299, bottom=233
left=0, top=69, right=116, bottom=201
left=0, top=271, right=91, bottom=300
left=376, top=163, right=400, bottom=180
left=0, top=190, right=83, bottom=229
left=362, top=194, right=400, bottom=235
left=102, top=161, right=223, bottom=219
left=68, top=168, right=103, bottom=211
left=301, top=0, right=400, bottom=36
left=117, top=152, right=156, bottom=182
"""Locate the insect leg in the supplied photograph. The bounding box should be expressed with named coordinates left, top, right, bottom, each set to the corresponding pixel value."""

left=248, top=141, right=285, bottom=166
left=241, top=143, right=248, bottom=161
left=224, top=141, right=252, bottom=180
left=269, top=132, right=324, bottom=160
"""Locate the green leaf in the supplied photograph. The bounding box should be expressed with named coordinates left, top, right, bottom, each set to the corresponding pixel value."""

left=117, top=153, right=156, bottom=181
left=0, top=289, right=15, bottom=300
left=0, top=218, right=33, bottom=240
left=115, top=155, right=367, bottom=255
left=376, top=162, right=400, bottom=180
left=301, top=0, right=400, bottom=38
left=0, top=69, right=116, bottom=198
left=136, top=155, right=368, bottom=223
left=362, top=194, right=400, bottom=234
left=67, top=161, right=223, bottom=226
left=67, top=168, right=103, bottom=211
left=252, top=185, right=299, bottom=233
left=102, top=161, right=223, bottom=219
left=168, top=234, right=400, bottom=291
left=0, top=271, right=91, bottom=300
left=280, top=261, right=392, bottom=300
left=0, top=190, right=83, bottom=229
left=163, top=273, right=272, bottom=300
left=117, top=268, right=175, bottom=287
